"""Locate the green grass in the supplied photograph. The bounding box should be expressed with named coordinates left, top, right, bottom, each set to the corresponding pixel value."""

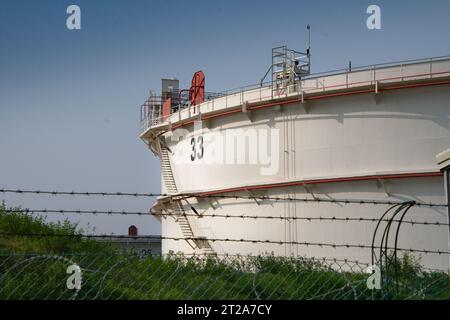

left=0, top=203, right=448, bottom=300
left=0, top=201, right=113, bottom=254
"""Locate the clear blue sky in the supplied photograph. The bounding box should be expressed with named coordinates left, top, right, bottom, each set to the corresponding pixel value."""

left=1, top=0, right=450, bottom=235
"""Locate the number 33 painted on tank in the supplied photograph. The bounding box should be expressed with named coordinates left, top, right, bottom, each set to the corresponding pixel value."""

left=190, top=136, right=204, bottom=161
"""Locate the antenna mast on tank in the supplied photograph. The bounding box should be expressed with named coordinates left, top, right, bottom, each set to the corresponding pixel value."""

left=307, top=24, right=311, bottom=65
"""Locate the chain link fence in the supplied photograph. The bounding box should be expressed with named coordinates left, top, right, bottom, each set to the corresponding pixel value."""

left=0, top=252, right=448, bottom=300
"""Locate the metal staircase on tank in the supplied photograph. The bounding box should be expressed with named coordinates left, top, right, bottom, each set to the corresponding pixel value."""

left=158, top=140, right=215, bottom=255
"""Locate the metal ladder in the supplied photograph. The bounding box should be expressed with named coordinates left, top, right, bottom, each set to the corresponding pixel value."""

left=158, top=141, right=215, bottom=255
left=272, top=46, right=288, bottom=97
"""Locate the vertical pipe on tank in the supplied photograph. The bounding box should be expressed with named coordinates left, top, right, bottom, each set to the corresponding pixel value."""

left=444, top=171, right=450, bottom=243
left=435, top=149, right=450, bottom=273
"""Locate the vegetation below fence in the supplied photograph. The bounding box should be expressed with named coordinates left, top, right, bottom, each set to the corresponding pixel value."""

left=0, top=204, right=448, bottom=300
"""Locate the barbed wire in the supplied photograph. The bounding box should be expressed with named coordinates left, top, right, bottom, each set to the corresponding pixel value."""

left=0, top=232, right=448, bottom=256
left=5, top=208, right=151, bottom=216
left=153, top=212, right=450, bottom=227
left=1, top=188, right=448, bottom=207
left=2, top=208, right=448, bottom=227
left=0, top=188, right=168, bottom=198
left=0, top=232, right=159, bottom=240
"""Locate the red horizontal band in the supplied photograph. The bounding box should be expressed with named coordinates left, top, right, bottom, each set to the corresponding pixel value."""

left=170, top=79, right=450, bottom=130
left=197, top=171, right=443, bottom=196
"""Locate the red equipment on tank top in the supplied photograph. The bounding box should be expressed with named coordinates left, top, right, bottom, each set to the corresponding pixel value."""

left=190, top=71, right=205, bottom=112
left=162, top=97, right=172, bottom=121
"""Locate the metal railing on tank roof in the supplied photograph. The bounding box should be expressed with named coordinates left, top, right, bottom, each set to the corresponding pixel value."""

left=139, top=55, right=450, bottom=132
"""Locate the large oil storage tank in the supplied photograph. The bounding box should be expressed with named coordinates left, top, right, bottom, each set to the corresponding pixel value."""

left=139, top=47, right=450, bottom=271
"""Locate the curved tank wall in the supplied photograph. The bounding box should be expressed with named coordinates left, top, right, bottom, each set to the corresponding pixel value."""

left=165, top=86, right=450, bottom=192
left=161, top=177, right=449, bottom=270
left=159, top=85, right=450, bottom=271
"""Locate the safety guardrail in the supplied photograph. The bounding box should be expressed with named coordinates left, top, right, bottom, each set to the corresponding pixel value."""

left=140, top=55, right=450, bottom=134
